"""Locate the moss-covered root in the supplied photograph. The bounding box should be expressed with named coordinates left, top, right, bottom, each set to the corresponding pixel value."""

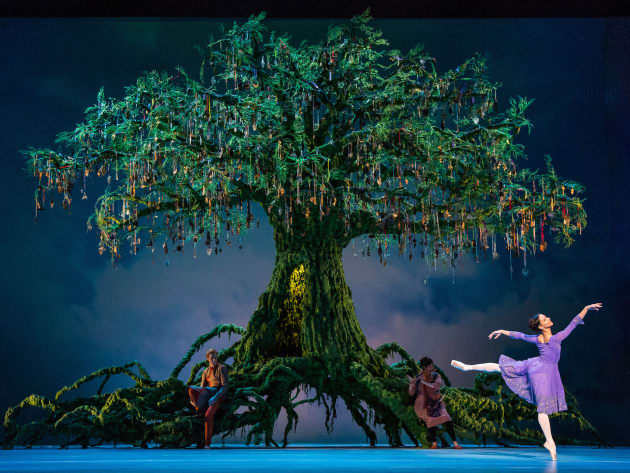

left=342, top=394, right=378, bottom=446
left=215, top=356, right=326, bottom=447
left=4, top=361, right=152, bottom=444
left=3, top=395, right=58, bottom=447
left=3, top=347, right=608, bottom=449
left=3, top=365, right=189, bottom=449
left=349, top=362, right=427, bottom=446
left=171, top=323, right=245, bottom=379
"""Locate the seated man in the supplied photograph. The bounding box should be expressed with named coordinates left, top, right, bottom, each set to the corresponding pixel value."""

left=187, top=348, right=229, bottom=447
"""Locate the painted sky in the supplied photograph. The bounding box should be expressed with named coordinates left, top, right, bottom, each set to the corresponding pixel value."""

left=1, top=17, right=629, bottom=444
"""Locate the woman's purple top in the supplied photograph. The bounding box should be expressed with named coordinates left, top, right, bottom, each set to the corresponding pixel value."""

left=499, top=315, right=584, bottom=414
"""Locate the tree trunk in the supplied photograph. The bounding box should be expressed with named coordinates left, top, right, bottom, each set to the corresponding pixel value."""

left=234, top=216, right=379, bottom=374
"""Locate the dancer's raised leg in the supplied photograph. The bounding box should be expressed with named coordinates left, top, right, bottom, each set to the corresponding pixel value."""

left=538, top=413, right=557, bottom=461
left=451, top=360, right=500, bottom=372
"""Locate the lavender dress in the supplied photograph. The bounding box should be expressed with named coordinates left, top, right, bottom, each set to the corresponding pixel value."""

left=499, top=315, right=584, bottom=414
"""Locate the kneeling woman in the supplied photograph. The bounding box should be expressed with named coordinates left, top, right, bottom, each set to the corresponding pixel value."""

left=408, top=357, right=461, bottom=449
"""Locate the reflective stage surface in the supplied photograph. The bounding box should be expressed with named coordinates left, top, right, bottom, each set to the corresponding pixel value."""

left=1, top=445, right=627, bottom=472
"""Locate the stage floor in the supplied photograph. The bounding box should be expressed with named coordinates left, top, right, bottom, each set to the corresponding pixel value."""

left=0, top=445, right=627, bottom=472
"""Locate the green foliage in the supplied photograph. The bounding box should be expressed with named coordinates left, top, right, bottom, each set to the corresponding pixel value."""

left=24, top=10, right=586, bottom=267
left=153, top=416, right=200, bottom=447
left=55, top=361, right=153, bottom=400
left=4, top=364, right=190, bottom=449
left=13, top=421, right=50, bottom=447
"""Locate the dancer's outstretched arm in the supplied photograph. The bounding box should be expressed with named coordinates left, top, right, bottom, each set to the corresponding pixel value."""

left=577, top=303, right=602, bottom=320
left=489, top=329, right=538, bottom=344
left=555, top=303, right=602, bottom=342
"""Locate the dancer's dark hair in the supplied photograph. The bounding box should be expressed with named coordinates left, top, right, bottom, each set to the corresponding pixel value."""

left=528, top=314, right=543, bottom=333
left=419, top=357, right=433, bottom=369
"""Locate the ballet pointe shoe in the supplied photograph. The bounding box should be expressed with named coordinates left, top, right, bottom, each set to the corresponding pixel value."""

left=543, top=441, right=557, bottom=461
left=452, top=443, right=462, bottom=449
left=451, top=360, right=468, bottom=372
left=430, top=443, right=438, bottom=449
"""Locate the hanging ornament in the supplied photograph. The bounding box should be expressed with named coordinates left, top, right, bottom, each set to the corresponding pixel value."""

left=521, top=247, right=529, bottom=277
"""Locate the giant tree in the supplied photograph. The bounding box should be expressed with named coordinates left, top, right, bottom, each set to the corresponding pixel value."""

left=5, top=12, right=603, bottom=448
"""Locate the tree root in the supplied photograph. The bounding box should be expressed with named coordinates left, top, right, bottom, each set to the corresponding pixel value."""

left=171, top=323, right=245, bottom=379
left=3, top=326, right=609, bottom=449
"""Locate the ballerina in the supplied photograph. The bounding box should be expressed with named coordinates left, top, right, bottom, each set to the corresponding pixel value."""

left=451, top=303, right=602, bottom=461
